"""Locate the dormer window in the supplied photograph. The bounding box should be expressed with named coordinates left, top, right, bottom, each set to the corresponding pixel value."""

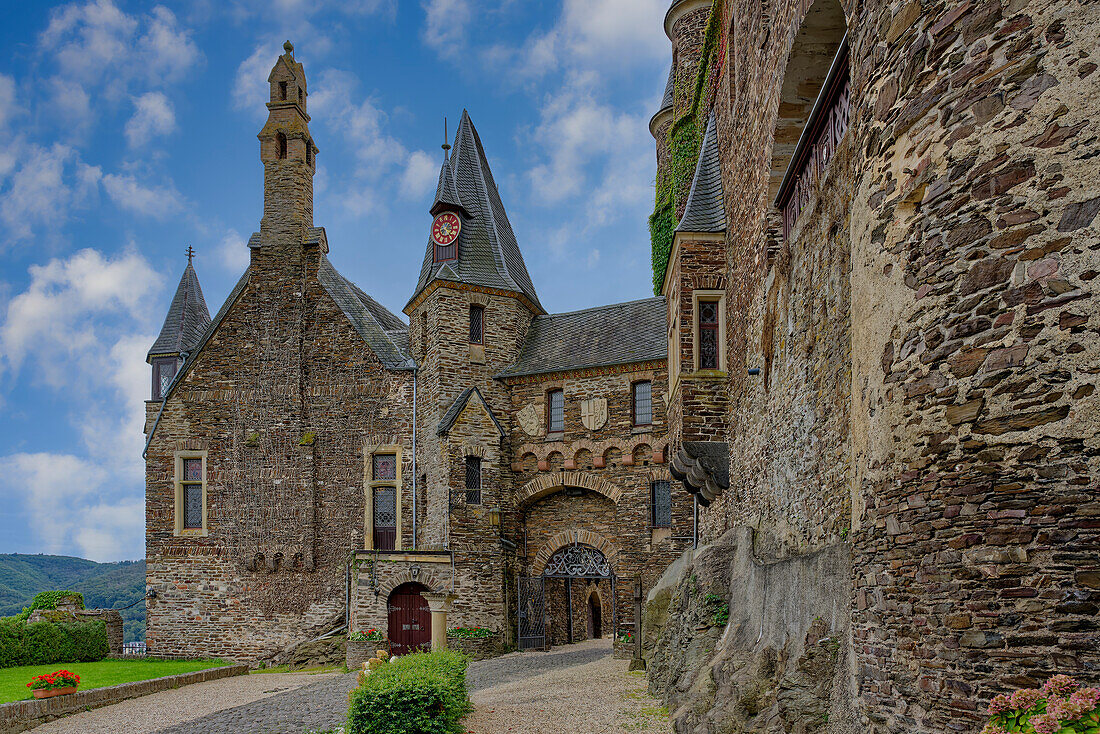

left=152, top=357, right=177, bottom=400
left=279, top=81, right=287, bottom=101
left=276, top=132, right=287, bottom=160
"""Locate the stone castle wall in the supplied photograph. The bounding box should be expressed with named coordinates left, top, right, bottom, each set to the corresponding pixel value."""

left=650, top=0, right=1100, bottom=731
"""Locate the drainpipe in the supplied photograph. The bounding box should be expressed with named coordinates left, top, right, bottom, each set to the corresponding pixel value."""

left=412, top=368, right=418, bottom=550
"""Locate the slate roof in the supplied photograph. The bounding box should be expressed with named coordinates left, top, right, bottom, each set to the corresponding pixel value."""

left=437, top=387, right=505, bottom=437
left=677, top=112, right=726, bottom=233
left=318, top=257, right=414, bottom=370
left=497, top=297, right=667, bottom=379
left=148, top=262, right=212, bottom=361
left=660, top=64, right=674, bottom=110
left=409, top=111, right=542, bottom=312
left=430, top=151, right=466, bottom=217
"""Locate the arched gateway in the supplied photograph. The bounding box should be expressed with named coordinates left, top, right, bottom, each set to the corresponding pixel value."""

left=518, top=543, right=616, bottom=650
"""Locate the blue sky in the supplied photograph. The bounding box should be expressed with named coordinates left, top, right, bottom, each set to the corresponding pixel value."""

left=0, top=0, right=671, bottom=562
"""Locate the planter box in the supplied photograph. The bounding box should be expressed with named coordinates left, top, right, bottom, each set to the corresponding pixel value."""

left=31, top=689, right=76, bottom=700
left=446, top=634, right=511, bottom=661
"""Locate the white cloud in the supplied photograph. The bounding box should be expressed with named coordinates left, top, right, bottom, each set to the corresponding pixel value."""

left=125, top=91, right=175, bottom=147
left=40, top=0, right=199, bottom=89
left=310, top=69, right=407, bottom=173
left=0, top=247, right=160, bottom=378
left=526, top=82, right=649, bottom=205
left=422, top=0, right=472, bottom=56
left=233, top=41, right=283, bottom=117
left=0, top=74, right=19, bottom=132
left=218, top=228, right=250, bottom=271
left=401, top=150, right=439, bottom=199
left=0, top=453, right=143, bottom=561
left=102, top=172, right=182, bottom=217
left=0, top=142, right=101, bottom=243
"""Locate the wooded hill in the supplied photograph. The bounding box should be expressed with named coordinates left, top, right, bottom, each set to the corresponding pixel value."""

left=0, top=555, right=145, bottom=642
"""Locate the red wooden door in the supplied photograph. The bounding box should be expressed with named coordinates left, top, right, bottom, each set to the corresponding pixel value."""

left=388, top=583, right=430, bottom=656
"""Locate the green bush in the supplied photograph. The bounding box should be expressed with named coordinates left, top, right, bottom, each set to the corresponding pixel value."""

left=347, top=650, right=471, bottom=734
left=0, top=617, right=108, bottom=669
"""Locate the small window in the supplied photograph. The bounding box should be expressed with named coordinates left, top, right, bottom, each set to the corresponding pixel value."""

left=651, top=480, right=671, bottom=528
left=434, top=242, right=456, bottom=263
left=298, top=87, right=303, bottom=105
left=279, top=81, right=287, bottom=100
left=421, top=313, right=429, bottom=358
left=373, top=454, right=397, bottom=481
left=698, top=300, right=719, bottom=370
left=306, top=140, right=312, bottom=166
left=372, top=486, right=396, bottom=550
left=547, top=389, right=564, bottom=434
left=152, top=357, right=177, bottom=400
left=276, top=132, right=287, bottom=160
left=465, top=456, right=482, bottom=505
left=469, top=305, right=484, bottom=344
left=175, top=453, right=206, bottom=534
left=633, top=381, right=653, bottom=427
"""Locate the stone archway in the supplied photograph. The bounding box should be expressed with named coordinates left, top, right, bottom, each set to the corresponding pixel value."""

left=514, top=472, right=622, bottom=510
left=532, top=530, right=621, bottom=576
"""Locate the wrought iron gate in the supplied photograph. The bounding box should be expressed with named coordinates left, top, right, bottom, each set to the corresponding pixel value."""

left=517, top=576, right=546, bottom=650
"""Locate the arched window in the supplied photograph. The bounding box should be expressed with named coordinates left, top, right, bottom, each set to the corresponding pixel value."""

left=768, top=0, right=847, bottom=245
left=276, top=132, right=287, bottom=160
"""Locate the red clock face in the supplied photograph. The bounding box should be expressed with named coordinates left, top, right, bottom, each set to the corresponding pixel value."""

left=432, top=212, right=461, bottom=246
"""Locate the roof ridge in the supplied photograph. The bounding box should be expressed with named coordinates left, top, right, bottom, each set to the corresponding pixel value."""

left=537, top=296, right=666, bottom=320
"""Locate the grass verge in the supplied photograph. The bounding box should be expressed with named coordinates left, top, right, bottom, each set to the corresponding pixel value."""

left=0, top=658, right=228, bottom=703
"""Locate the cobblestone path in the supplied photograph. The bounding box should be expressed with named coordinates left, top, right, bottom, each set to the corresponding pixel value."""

left=146, top=639, right=613, bottom=734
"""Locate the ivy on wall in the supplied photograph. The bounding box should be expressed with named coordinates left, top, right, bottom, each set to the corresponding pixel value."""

left=652, top=4, right=722, bottom=294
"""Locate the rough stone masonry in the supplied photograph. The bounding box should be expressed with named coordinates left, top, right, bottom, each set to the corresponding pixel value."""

left=648, top=0, right=1098, bottom=732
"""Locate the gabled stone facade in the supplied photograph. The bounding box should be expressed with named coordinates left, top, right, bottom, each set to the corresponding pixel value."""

left=145, top=46, right=680, bottom=663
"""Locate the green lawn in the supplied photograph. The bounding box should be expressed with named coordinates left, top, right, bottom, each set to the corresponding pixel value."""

left=0, top=659, right=228, bottom=703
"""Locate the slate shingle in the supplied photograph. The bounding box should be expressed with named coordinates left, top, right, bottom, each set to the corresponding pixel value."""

left=318, top=257, right=414, bottom=370
left=498, top=297, right=667, bottom=378
left=148, top=262, right=212, bottom=361
left=677, top=112, right=726, bottom=234
left=660, top=64, right=674, bottom=110
left=437, top=387, right=505, bottom=437
left=410, top=111, right=542, bottom=312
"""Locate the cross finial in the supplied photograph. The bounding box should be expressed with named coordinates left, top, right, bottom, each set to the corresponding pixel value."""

left=442, top=117, right=451, bottom=154
left=186, top=246, right=195, bottom=264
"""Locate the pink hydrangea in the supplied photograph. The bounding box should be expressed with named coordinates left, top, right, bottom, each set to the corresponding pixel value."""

left=1028, top=713, right=1062, bottom=734
left=1008, top=687, right=1042, bottom=711
left=980, top=724, right=1009, bottom=734
left=987, top=693, right=1012, bottom=716
left=1041, top=674, right=1080, bottom=698
left=1070, top=686, right=1100, bottom=711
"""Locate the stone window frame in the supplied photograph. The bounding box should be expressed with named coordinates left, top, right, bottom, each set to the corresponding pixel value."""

left=546, top=388, right=565, bottom=437
left=151, top=356, right=178, bottom=401
left=650, top=478, right=672, bottom=529
left=364, top=444, right=404, bottom=551
left=173, top=450, right=208, bottom=537
left=692, top=290, right=727, bottom=373
left=632, top=380, right=653, bottom=428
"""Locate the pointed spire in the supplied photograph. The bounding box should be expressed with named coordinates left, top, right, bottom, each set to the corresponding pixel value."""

left=147, top=256, right=212, bottom=362
left=430, top=142, right=467, bottom=217
left=408, top=110, right=542, bottom=313
left=676, top=112, right=726, bottom=234
left=660, top=64, right=674, bottom=111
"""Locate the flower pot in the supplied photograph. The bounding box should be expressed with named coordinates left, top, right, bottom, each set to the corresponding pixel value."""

left=33, top=687, right=77, bottom=699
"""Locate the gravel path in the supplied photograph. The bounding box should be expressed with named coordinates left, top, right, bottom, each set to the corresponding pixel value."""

left=32, top=639, right=664, bottom=734
left=465, top=645, right=672, bottom=734
left=31, top=671, right=341, bottom=734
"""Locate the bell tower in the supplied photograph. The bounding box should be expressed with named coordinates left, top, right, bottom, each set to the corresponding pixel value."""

left=257, top=41, right=319, bottom=246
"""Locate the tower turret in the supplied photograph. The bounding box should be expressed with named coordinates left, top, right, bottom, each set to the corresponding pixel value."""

left=256, top=41, right=319, bottom=248
left=146, top=249, right=211, bottom=401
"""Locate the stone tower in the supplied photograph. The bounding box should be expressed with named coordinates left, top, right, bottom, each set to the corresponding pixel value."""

left=255, top=40, right=320, bottom=261
left=404, top=112, right=541, bottom=559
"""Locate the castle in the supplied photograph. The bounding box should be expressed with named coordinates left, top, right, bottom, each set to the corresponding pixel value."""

left=143, top=41, right=684, bottom=661
left=143, top=0, right=1099, bottom=728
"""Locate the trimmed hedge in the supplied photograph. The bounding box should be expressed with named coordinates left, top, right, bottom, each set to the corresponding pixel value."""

left=0, top=617, right=109, bottom=669
left=347, top=650, right=471, bottom=734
